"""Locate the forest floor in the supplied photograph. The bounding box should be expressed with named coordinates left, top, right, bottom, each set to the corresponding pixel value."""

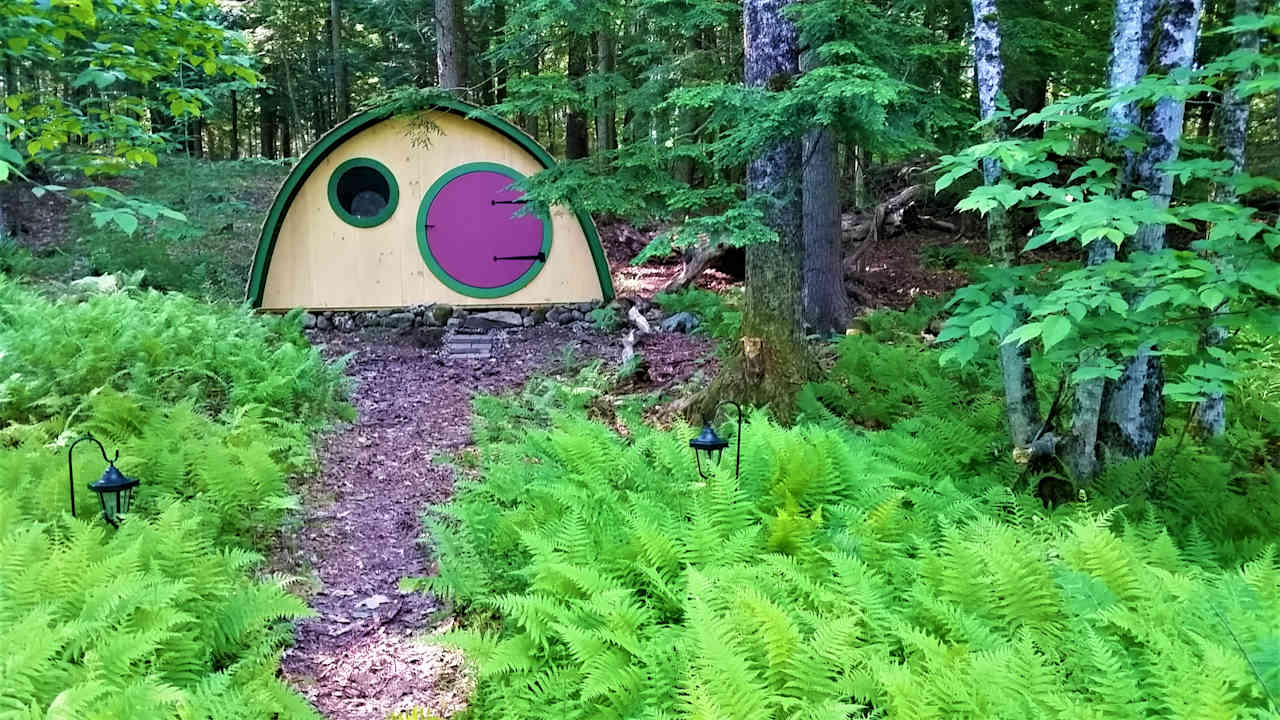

left=269, top=324, right=713, bottom=719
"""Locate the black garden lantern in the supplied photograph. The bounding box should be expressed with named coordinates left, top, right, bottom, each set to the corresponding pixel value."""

left=689, top=400, right=743, bottom=479
left=68, top=435, right=140, bottom=528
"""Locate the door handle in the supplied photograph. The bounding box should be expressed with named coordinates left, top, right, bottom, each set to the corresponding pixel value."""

left=493, top=252, right=546, bottom=262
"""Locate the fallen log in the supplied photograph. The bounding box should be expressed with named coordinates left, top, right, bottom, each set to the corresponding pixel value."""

left=843, top=184, right=923, bottom=278
left=661, top=240, right=725, bottom=293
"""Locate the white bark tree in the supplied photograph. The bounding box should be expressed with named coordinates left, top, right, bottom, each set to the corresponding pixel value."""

left=970, top=0, right=1043, bottom=449
left=1194, top=0, right=1260, bottom=437
left=1096, top=0, right=1205, bottom=462
left=1067, top=0, right=1157, bottom=480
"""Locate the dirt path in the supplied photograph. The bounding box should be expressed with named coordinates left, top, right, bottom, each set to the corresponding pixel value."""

left=272, top=324, right=711, bottom=719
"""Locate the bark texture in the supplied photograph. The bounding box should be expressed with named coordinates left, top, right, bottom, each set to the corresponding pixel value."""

left=435, top=0, right=465, bottom=93
left=1099, top=0, right=1203, bottom=460
left=595, top=31, right=618, bottom=153
left=1195, top=0, right=1259, bottom=437
left=971, top=0, right=1042, bottom=449
left=801, top=50, right=848, bottom=336
left=1068, top=0, right=1157, bottom=479
left=701, top=0, right=812, bottom=419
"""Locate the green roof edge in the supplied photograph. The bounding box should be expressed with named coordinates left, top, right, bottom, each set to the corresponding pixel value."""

left=245, top=97, right=614, bottom=308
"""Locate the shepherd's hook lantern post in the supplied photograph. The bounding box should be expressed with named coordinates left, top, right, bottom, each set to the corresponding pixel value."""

left=689, top=401, right=743, bottom=480
left=68, top=435, right=140, bottom=528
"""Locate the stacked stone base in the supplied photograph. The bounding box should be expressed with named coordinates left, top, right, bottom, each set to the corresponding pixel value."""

left=301, top=302, right=616, bottom=332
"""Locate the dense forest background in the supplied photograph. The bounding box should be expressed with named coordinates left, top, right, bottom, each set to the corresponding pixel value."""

left=6, top=0, right=1275, bottom=178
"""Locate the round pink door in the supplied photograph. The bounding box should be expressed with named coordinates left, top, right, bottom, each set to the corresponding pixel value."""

left=417, top=163, right=550, bottom=298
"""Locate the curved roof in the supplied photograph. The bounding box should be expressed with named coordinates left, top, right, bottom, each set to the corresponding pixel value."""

left=246, top=98, right=614, bottom=307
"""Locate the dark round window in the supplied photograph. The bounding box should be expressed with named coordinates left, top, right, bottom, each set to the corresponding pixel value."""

left=327, top=157, right=399, bottom=227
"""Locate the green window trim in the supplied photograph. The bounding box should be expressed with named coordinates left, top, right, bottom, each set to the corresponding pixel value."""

left=246, top=98, right=614, bottom=308
left=417, top=162, right=553, bottom=299
left=327, top=157, right=400, bottom=228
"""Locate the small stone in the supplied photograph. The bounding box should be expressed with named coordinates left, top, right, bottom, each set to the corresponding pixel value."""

left=316, top=314, right=333, bottom=330
left=522, top=315, right=536, bottom=327
left=532, top=307, right=549, bottom=324
left=302, top=312, right=317, bottom=329
left=387, top=312, right=415, bottom=328
left=334, top=314, right=356, bottom=332
left=376, top=308, right=394, bottom=318
left=357, top=594, right=391, bottom=610
left=431, top=304, right=454, bottom=324
left=446, top=317, right=461, bottom=328
left=661, top=311, right=700, bottom=333
left=576, top=302, right=598, bottom=313
left=463, top=310, right=523, bottom=329
left=69, top=274, right=119, bottom=294
left=569, top=310, right=584, bottom=321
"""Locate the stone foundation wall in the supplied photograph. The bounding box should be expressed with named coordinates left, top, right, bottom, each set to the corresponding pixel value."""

left=301, top=302, right=628, bottom=332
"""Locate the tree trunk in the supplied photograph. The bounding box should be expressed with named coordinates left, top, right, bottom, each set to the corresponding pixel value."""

left=191, top=117, right=204, bottom=158
left=230, top=89, right=240, bottom=160
left=595, top=30, right=617, bottom=153
left=801, top=50, right=848, bottom=336
left=698, top=0, right=813, bottom=420
left=1194, top=0, right=1258, bottom=437
left=259, top=87, right=276, bottom=159
left=519, top=52, right=539, bottom=138
left=435, top=0, right=465, bottom=93
left=565, top=40, right=589, bottom=160
left=493, top=2, right=508, bottom=105
left=1098, top=0, right=1203, bottom=461
left=331, top=0, right=349, bottom=119
left=279, top=103, right=292, bottom=157
left=1066, top=0, right=1158, bottom=480
left=853, top=145, right=869, bottom=209
left=971, top=0, right=1043, bottom=449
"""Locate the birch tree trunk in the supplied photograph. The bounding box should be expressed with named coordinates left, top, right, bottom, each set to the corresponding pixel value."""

left=801, top=48, right=848, bottom=336
left=1194, top=0, right=1259, bottom=437
left=435, top=0, right=465, bottom=93
left=697, top=0, right=813, bottom=419
left=1067, top=0, right=1157, bottom=480
left=971, top=0, right=1043, bottom=449
left=1098, top=0, right=1204, bottom=461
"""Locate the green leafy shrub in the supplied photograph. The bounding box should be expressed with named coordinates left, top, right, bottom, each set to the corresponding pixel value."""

left=0, top=275, right=349, bottom=718
left=803, top=309, right=1280, bottom=565
left=0, top=276, right=351, bottom=427
left=27, top=158, right=291, bottom=301
left=419, top=374, right=1280, bottom=718
left=655, top=287, right=742, bottom=343
left=587, top=305, right=623, bottom=332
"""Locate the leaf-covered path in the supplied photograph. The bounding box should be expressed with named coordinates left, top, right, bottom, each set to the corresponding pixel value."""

left=271, top=325, right=710, bottom=718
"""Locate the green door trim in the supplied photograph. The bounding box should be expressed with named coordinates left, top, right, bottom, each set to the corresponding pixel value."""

left=246, top=98, right=613, bottom=307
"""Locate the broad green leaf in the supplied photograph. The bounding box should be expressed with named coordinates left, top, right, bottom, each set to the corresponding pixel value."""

left=112, top=211, right=138, bottom=235
left=70, top=0, right=95, bottom=25
left=1199, top=287, right=1225, bottom=310
left=1136, top=289, right=1172, bottom=312
left=1041, top=315, right=1071, bottom=350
